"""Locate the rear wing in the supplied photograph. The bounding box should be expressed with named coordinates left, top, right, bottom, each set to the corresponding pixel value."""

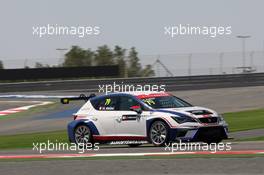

left=60, top=94, right=96, bottom=104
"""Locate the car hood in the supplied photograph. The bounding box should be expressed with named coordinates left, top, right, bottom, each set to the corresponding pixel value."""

left=152, top=106, right=218, bottom=118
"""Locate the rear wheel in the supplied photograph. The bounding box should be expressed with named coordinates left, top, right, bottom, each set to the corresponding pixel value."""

left=74, top=125, right=93, bottom=146
left=149, top=121, right=169, bottom=146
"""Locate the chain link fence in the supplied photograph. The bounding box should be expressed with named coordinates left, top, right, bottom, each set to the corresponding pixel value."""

left=139, top=51, right=264, bottom=77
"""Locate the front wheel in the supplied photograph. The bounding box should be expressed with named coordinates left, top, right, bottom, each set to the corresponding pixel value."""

left=149, top=121, right=169, bottom=146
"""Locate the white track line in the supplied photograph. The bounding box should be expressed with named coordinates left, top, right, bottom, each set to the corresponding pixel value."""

left=0, top=101, right=54, bottom=116
left=0, top=150, right=264, bottom=159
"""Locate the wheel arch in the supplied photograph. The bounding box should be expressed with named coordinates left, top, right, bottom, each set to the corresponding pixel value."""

left=146, top=118, right=170, bottom=138
left=68, top=120, right=99, bottom=143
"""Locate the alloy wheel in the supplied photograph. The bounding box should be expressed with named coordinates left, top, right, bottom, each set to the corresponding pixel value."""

left=150, top=121, right=168, bottom=146
left=74, top=125, right=91, bottom=144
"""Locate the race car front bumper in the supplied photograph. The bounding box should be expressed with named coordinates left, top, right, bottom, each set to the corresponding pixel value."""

left=170, top=125, right=228, bottom=142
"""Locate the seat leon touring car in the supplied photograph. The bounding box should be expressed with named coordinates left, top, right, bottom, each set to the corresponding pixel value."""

left=61, top=92, right=228, bottom=146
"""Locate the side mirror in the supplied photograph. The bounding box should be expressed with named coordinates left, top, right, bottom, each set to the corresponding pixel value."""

left=130, top=105, right=142, bottom=114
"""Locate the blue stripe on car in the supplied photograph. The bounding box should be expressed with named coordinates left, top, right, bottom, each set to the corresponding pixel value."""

left=67, top=119, right=99, bottom=143
left=152, top=109, right=189, bottom=117
left=146, top=110, right=192, bottom=141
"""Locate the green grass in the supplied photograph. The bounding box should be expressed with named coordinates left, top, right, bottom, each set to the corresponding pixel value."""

left=0, top=130, right=68, bottom=149
left=223, top=108, right=264, bottom=132
left=235, top=136, right=264, bottom=142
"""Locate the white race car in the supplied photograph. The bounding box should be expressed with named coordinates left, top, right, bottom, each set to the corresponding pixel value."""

left=62, top=91, right=228, bottom=146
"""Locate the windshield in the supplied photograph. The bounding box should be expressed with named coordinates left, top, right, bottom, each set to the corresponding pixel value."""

left=140, top=96, right=192, bottom=109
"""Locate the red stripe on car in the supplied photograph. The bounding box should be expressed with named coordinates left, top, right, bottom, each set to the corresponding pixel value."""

left=93, top=135, right=147, bottom=141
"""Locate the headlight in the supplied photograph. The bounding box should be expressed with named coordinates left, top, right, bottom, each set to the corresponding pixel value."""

left=218, top=114, right=227, bottom=125
left=171, top=116, right=197, bottom=124
left=218, top=114, right=224, bottom=121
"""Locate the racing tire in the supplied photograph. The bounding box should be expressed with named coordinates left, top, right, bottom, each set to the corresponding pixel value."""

left=149, top=120, right=169, bottom=147
left=74, top=124, right=93, bottom=147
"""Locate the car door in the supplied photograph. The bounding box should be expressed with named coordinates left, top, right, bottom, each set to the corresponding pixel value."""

left=115, top=95, right=147, bottom=136
left=91, top=96, right=120, bottom=136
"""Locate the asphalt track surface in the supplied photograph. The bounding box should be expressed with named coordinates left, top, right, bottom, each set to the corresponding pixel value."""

left=0, top=100, right=82, bottom=135
left=0, top=157, right=263, bottom=175
left=0, top=141, right=263, bottom=175
left=0, top=101, right=40, bottom=111
left=0, top=85, right=264, bottom=135
left=0, top=142, right=264, bottom=175
left=2, top=84, right=264, bottom=113
left=0, top=86, right=264, bottom=174
left=0, top=141, right=263, bottom=155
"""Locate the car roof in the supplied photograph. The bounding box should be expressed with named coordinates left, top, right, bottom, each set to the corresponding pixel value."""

left=100, top=91, right=171, bottom=98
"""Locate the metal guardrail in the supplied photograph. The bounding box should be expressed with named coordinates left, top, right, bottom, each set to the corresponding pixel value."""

left=0, top=73, right=264, bottom=93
